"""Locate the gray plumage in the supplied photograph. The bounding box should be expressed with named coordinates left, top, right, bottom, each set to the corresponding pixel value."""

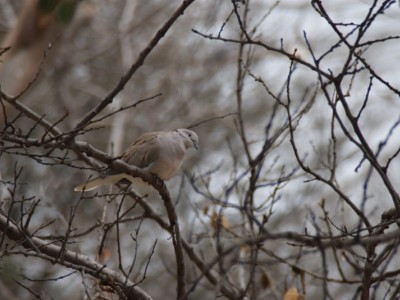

left=74, top=129, right=198, bottom=192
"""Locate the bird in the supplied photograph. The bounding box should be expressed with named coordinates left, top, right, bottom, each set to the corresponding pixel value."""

left=74, top=129, right=199, bottom=192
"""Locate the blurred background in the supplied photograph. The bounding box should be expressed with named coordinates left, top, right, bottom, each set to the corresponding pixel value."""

left=1, top=0, right=400, bottom=299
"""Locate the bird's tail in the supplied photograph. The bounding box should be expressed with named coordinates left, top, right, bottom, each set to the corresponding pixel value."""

left=74, top=173, right=137, bottom=192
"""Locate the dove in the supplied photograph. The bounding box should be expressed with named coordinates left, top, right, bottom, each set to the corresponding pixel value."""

left=74, top=129, right=198, bottom=192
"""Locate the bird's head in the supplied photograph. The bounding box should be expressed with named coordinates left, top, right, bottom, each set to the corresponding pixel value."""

left=177, top=129, right=199, bottom=150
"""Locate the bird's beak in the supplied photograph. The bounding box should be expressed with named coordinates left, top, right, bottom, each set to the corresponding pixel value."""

left=194, top=142, right=199, bottom=150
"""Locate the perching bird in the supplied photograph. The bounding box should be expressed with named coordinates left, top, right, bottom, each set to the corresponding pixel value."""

left=74, top=129, right=199, bottom=192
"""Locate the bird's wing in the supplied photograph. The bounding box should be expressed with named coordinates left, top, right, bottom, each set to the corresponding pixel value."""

left=122, top=131, right=162, bottom=169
